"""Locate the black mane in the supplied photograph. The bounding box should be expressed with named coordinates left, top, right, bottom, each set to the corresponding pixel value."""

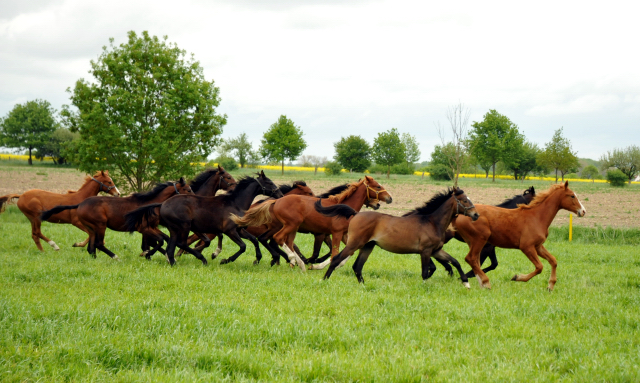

left=219, top=176, right=262, bottom=201
left=495, top=186, right=535, bottom=208
left=129, top=181, right=177, bottom=202
left=189, top=169, right=219, bottom=193
left=319, top=184, right=349, bottom=199
left=403, top=187, right=462, bottom=217
left=278, top=180, right=308, bottom=195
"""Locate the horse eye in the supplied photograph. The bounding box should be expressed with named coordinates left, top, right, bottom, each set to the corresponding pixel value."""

left=571, top=196, right=575, bottom=199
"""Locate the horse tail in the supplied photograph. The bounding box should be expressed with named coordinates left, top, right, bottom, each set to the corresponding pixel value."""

left=0, top=194, right=21, bottom=213
left=314, top=199, right=357, bottom=219
left=230, top=199, right=276, bottom=227
left=124, top=203, right=162, bottom=232
left=40, top=204, right=79, bottom=221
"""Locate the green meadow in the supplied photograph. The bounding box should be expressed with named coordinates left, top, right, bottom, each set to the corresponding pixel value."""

left=1, top=201, right=639, bottom=382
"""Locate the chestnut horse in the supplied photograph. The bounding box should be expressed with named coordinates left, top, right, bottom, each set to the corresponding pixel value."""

left=231, top=176, right=392, bottom=272
left=315, top=187, right=479, bottom=287
left=436, top=186, right=536, bottom=278
left=124, top=172, right=283, bottom=266
left=453, top=181, right=586, bottom=290
left=42, top=178, right=193, bottom=260
left=0, top=171, right=119, bottom=251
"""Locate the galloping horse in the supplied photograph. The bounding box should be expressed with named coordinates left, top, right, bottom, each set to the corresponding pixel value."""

left=453, top=181, right=586, bottom=290
left=41, top=178, right=193, bottom=260
left=125, top=172, right=284, bottom=267
left=0, top=171, right=119, bottom=251
left=315, top=187, right=479, bottom=287
left=436, top=186, right=536, bottom=278
left=231, top=176, right=392, bottom=271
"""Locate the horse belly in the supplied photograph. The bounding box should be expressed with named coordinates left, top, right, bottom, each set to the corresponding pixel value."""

left=371, top=222, right=421, bottom=254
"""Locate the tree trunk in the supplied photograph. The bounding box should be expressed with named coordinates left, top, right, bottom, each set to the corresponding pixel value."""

left=485, top=169, right=489, bottom=178
left=555, top=168, right=558, bottom=183
left=314, top=166, right=318, bottom=175
left=281, top=160, right=284, bottom=175
left=387, top=165, right=390, bottom=179
left=492, top=163, right=496, bottom=182
left=28, top=147, right=33, bottom=165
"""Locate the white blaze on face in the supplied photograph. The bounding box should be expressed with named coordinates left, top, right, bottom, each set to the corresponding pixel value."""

left=114, top=186, right=121, bottom=196
left=575, top=193, right=587, bottom=217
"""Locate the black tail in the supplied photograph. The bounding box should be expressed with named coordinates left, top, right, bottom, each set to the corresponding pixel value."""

left=314, top=199, right=357, bottom=219
left=124, top=203, right=162, bottom=232
left=41, top=204, right=79, bottom=221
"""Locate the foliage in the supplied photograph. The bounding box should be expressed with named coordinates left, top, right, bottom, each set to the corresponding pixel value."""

left=221, top=133, right=253, bottom=168
left=581, top=165, right=601, bottom=182
left=468, top=110, right=523, bottom=181
left=435, top=103, right=470, bottom=186
left=391, top=163, right=415, bottom=175
left=334, top=135, right=371, bottom=172
left=371, top=128, right=405, bottom=178
left=324, top=160, right=343, bottom=176
left=537, top=128, right=580, bottom=183
left=0, top=99, right=58, bottom=165
left=213, top=155, right=238, bottom=172
left=400, top=133, right=421, bottom=167
left=61, top=31, right=225, bottom=192
left=606, top=169, right=627, bottom=187
left=429, top=164, right=452, bottom=180
left=564, top=173, right=579, bottom=179
left=259, top=115, right=307, bottom=175
left=504, top=141, right=541, bottom=180
left=600, top=145, right=640, bottom=185
left=34, top=128, right=79, bottom=165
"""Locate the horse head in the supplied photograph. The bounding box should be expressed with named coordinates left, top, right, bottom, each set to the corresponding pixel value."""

left=174, top=177, right=194, bottom=195
left=559, top=181, right=587, bottom=217
left=293, top=181, right=314, bottom=197
left=363, top=175, right=392, bottom=210
left=523, top=186, right=536, bottom=203
left=257, top=171, right=284, bottom=198
left=453, top=186, right=479, bottom=221
left=93, top=170, right=120, bottom=197
left=217, top=165, right=237, bottom=191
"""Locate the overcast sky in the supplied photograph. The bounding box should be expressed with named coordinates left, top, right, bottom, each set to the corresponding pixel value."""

left=1, top=0, right=638, bottom=161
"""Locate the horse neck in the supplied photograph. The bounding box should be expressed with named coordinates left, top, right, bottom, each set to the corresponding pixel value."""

left=340, top=184, right=368, bottom=212
left=429, top=197, right=457, bottom=237
left=142, top=187, right=176, bottom=204
left=76, top=178, right=102, bottom=198
left=195, top=175, right=221, bottom=197
left=529, top=189, right=564, bottom=228
left=232, top=181, right=263, bottom=210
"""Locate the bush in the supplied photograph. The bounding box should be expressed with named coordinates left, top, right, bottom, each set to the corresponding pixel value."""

left=428, top=164, right=451, bottom=181
left=606, top=169, right=627, bottom=187
left=564, top=173, right=579, bottom=179
left=213, top=155, right=238, bottom=172
left=324, top=161, right=343, bottom=176
left=391, top=163, right=415, bottom=175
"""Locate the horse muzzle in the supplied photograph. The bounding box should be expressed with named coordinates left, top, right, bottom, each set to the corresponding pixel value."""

left=385, top=196, right=393, bottom=204
left=470, top=212, right=480, bottom=221
left=577, top=209, right=586, bottom=217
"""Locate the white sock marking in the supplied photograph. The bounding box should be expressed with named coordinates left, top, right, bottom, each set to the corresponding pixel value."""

left=48, top=240, right=60, bottom=251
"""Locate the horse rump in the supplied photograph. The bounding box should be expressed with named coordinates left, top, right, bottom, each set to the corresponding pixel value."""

left=124, top=203, right=163, bottom=232
left=313, top=199, right=357, bottom=219
left=229, top=199, right=276, bottom=227
left=40, top=204, right=80, bottom=221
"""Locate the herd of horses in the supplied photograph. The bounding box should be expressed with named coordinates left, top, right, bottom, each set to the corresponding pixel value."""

left=0, top=166, right=587, bottom=290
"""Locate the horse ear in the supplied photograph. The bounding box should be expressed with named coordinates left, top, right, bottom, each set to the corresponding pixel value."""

left=531, top=186, right=535, bottom=194
left=179, top=176, right=185, bottom=185
left=564, top=181, right=569, bottom=189
left=101, top=170, right=105, bottom=176
left=218, top=165, right=224, bottom=172
left=260, top=170, right=265, bottom=177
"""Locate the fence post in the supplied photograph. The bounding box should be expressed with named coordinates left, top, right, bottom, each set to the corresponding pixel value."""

left=569, top=214, right=573, bottom=242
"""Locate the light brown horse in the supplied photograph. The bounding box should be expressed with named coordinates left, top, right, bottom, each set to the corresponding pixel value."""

left=453, top=181, right=586, bottom=290
left=315, top=187, right=479, bottom=287
left=231, top=176, right=392, bottom=271
left=0, top=171, right=119, bottom=251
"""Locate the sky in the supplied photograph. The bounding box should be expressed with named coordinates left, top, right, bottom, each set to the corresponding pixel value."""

left=1, top=0, right=638, bottom=161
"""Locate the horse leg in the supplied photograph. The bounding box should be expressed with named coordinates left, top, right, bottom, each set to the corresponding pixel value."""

left=239, top=228, right=263, bottom=265
left=305, top=234, right=324, bottom=264
left=175, top=232, right=209, bottom=265
left=70, top=219, right=90, bottom=247
left=433, top=249, right=470, bottom=289
left=94, top=229, right=120, bottom=260
left=310, top=233, right=343, bottom=271
left=282, top=232, right=306, bottom=271
left=352, top=241, right=376, bottom=283
left=87, top=232, right=97, bottom=259
left=211, top=234, right=224, bottom=259
left=29, top=219, right=45, bottom=251
left=176, top=233, right=199, bottom=257
left=32, top=218, right=59, bottom=251
left=292, top=243, right=308, bottom=263
left=433, top=257, right=454, bottom=276
left=421, top=249, right=437, bottom=280
left=220, top=229, right=247, bottom=265
left=511, top=246, right=544, bottom=284
left=323, top=241, right=358, bottom=280
left=464, top=241, right=491, bottom=289
left=481, top=245, right=499, bottom=274
left=536, top=245, right=558, bottom=291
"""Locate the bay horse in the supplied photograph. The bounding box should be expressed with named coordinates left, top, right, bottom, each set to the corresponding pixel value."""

left=124, top=171, right=283, bottom=267
left=187, top=181, right=316, bottom=266
left=231, top=176, right=392, bottom=271
left=435, top=186, right=536, bottom=278
left=315, top=187, right=479, bottom=287
left=41, top=178, right=193, bottom=260
left=0, top=171, right=119, bottom=251
left=150, top=166, right=237, bottom=259
left=453, top=181, right=586, bottom=290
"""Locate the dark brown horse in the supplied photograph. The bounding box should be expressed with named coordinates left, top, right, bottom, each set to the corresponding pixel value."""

left=41, top=178, right=193, bottom=259
left=231, top=176, right=392, bottom=271
left=453, top=181, right=586, bottom=290
left=125, top=171, right=283, bottom=266
left=0, top=171, right=119, bottom=251
left=315, top=187, right=479, bottom=287
left=435, top=186, right=536, bottom=278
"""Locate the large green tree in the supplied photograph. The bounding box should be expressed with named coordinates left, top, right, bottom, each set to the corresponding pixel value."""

left=259, top=115, right=307, bottom=175
left=537, top=127, right=579, bottom=183
left=35, top=128, right=79, bottom=165
left=468, top=110, right=522, bottom=182
left=401, top=132, right=421, bottom=169
left=599, top=145, right=640, bottom=185
left=61, top=31, right=226, bottom=192
left=504, top=141, right=541, bottom=181
left=0, top=99, right=58, bottom=165
left=372, top=128, right=405, bottom=178
left=334, top=135, right=371, bottom=172
left=222, top=133, right=253, bottom=168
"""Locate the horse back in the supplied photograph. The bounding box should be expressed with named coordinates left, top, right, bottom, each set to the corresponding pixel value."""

left=18, top=189, right=85, bottom=222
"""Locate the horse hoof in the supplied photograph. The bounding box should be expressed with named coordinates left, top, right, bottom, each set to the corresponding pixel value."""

left=253, top=260, right=260, bottom=266
left=113, top=255, right=120, bottom=261
left=511, top=274, right=519, bottom=281
left=220, top=259, right=229, bottom=265
left=463, top=282, right=470, bottom=289
left=202, top=261, right=208, bottom=266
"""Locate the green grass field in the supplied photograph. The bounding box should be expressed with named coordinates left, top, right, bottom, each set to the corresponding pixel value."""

left=1, top=203, right=639, bottom=382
